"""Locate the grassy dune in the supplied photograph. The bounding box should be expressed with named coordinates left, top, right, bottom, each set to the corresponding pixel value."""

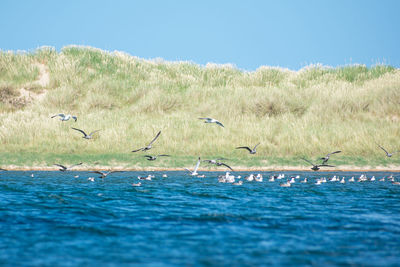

left=0, top=46, right=399, bottom=169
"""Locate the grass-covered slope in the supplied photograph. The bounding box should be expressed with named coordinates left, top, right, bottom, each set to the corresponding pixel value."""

left=0, top=46, right=399, bottom=169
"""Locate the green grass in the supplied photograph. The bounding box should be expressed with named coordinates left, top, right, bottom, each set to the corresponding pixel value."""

left=0, top=46, right=399, bottom=169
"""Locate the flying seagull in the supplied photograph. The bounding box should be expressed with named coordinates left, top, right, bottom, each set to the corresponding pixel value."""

left=53, top=162, right=83, bottom=172
left=90, top=170, right=122, bottom=178
left=377, top=144, right=399, bottom=157
left=184, top=157, right=201, bottom=176
left=301, top=158, right=335, bottom=171
left=131, top=131, right=161, bottom=152
left=236, top=143, right=260, bottom=154
left=203, top=159, right=234, bottom=171
left=51, top=113, right=77, bottom=122
left=198, top=117, right=224, bottom=127
left=71, top=128, right=100, bottom=139
left=144, top=155, right=170, bottom=161
left=320, top=151, right=341, bottom=164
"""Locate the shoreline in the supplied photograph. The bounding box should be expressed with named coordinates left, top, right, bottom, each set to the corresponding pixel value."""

left=3, top=165, right=400, bottom=172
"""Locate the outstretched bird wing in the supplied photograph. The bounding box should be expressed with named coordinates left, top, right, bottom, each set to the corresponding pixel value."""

left=158, top=154, right=170, bottom=157
left=51, top=113, right=64, bottom=118
left=219, top=163, right=234, bottom=171
left=193, top=157, right=201, bottom=172
left=377, top=144, right=389, bottom=156
left=327, top=150, right=341, bottom=156
left=215, top=121, right=224, bottom=127
left=71, top=127, right=87, bottom=137
left=148, top=131, right=161, bottom=146
left=144, top=155, right=153, bottom=159
left=88, top=130, right=100, bottom=137
left=91, top=171, right=105, bottom=175
left=236, top=146, right=252, bottom=153
left=301, top=158, right=315, bottom=166
left=132, top=147, right=145, bottom=152
left=253, top=143, right=261, bottom=150
left=54, top=164, right=67, bottom=170
left=69, top=162, right=83, bottom=169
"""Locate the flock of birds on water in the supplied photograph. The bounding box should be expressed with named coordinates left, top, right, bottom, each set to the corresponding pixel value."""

left=2, top=113, right=399, bottom=187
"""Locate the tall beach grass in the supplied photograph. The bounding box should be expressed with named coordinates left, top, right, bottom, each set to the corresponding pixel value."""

left=0, top=46, right=399, bottom=168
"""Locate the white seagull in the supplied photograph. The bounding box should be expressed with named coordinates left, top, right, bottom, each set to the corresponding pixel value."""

left=198, top=117, right=224, bottom=127
left=184, top=157, right=201, bottom=176
left=51, top=113, right=77, bottom=122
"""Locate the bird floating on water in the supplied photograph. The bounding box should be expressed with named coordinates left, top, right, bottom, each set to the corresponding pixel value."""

left=236, top=143, right=260, bottom=154
left=72, top=127, right=100, bottom=139
left=301, top=158, right=335, bottom=171
left=51, top=113, right=77, bottom=122
left=53, top=162, right=83, bottom=171
left=198, top=117, right=224, bottom=127
left=184, top=157, right=201, bottom=176
left=233, top=180, right=243, bottom=186
left=132, top=131, right=161, bottom=152
left=144, top=154, right=170, bottom=161
left=320, top=151, right=341, bottom=164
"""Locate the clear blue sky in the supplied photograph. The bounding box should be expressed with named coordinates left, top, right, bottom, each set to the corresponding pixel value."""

left=1, top=0, right=399, bottom=70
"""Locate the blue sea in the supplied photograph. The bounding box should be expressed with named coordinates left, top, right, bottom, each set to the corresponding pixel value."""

left=1, top=171, right=400, bottom=266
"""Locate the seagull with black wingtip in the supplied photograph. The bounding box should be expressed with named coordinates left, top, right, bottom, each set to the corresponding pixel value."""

left=301, top=158, right=335, bottom=171
left=203, top=158, right=234, bottom=171
left=54, top=162, right=83, bottom=172
left=377, top=143, right=399, bottom=158
left=320, top=150, right=341, bottom=164
left=132, top=131, right=161, bottom=152
left=198, top=117, right=224, bottom=127
left=236, top=143, right=260, bottom=154
left=72, top=128, right=100, bottom=139
left=144, top=154, right=170, bottom=161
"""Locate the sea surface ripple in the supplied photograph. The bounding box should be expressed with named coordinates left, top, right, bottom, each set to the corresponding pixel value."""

left=1, top=171, right=400, bottom=266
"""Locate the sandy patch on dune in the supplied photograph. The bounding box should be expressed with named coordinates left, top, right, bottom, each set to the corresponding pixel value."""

left=16, top=63, right=50, bottom=104
left=33, top=63, right=50, bottom=87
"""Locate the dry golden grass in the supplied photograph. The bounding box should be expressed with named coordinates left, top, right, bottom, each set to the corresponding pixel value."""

left=0, top=46, right=399, bottom=167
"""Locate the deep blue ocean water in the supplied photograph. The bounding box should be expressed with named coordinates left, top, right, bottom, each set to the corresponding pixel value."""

left=1, top=171, right=400, bottom=266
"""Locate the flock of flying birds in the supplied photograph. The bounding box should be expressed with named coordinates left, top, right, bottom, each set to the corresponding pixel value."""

left=3, top=114, right=399, bottom=186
